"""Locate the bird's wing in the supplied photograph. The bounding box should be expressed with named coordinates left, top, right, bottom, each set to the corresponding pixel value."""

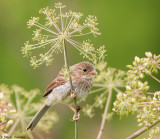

left=43, top=74, right=67, bottom=97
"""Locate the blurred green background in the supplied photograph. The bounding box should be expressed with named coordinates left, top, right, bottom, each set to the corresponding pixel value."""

left=0, top=0, right=160, bottom=139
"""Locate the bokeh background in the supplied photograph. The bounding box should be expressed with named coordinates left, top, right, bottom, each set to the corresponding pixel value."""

left=0, top=0, right=160, bottom=138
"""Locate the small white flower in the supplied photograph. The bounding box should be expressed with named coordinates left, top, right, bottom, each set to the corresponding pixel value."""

left=145, top=52, right=152, bottom=58
left=10, top=109, right=16, bottom=113
left=126, top=85, right=131, bottom=91
left=0, top=92, right=4, bottom=98
left=4, top=108, right=7, bottom=113
left=138, top=123, right=143, bottom=127
left=135, top=56, right=140, bottom=62
left=8, top=103, right=13, bottom=107
left=7, top=120, right=13, bottom=125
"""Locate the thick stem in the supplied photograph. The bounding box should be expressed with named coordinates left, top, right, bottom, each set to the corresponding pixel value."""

left=126, top=117, right=160, bottom=139
left=97, top=88, right=112, bottom=139
left=63, top=39, right=78, bottom=139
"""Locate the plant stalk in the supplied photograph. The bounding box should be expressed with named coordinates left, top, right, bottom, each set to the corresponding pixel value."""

left=63, top=39, right=78, bottom=139
left=126, top=117, right=160, bottom=139
left=149, top=74, right=160, bottom=83
left=8, top=119, right=19, bottom=136
left=97, top=88, right=112, bottom=139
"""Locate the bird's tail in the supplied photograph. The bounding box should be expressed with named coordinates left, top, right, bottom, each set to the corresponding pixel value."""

left=27, top=104, right=50, bottom=131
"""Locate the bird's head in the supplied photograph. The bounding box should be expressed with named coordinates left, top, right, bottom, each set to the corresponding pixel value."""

left=70, top=61, right=97, bottom=80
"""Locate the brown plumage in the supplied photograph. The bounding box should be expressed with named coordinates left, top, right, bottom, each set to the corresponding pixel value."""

left=43, top=74, right=67, bottom=97
left=27, top=61, right=97, bottom=131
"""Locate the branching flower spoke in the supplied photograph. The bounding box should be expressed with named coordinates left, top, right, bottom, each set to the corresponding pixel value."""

left=23, top=2, right=102, bottom=69
left=0, top=84, right=59, bottom=137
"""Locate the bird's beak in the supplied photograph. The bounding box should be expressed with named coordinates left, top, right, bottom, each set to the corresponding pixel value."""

left=90, top=70, right=98, bottom=75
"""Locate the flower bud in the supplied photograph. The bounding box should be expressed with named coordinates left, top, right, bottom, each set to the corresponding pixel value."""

left=126, top=85, right=131, bottom=91
left=0, top=92, right=4, bottom=99
left=135, top=56, right=140, bottom=62
left=6, top=120, right=13, bottom=129
left=145, top=52, right=152, bottom=58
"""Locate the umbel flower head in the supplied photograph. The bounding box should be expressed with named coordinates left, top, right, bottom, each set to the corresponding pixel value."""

left=0, top=91, right=15, bottom=136
left=0, top=84, right=59, bottom=138
left=22, top=2, right=105, bottom=69
left=127, top=52, right=160, bottom=81
left=83, top=61, right=127, bottom=118
left=113, top=52, right=160, bottom=138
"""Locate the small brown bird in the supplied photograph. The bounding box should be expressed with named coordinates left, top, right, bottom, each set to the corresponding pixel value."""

left=27, top=61, right=97, bottom=131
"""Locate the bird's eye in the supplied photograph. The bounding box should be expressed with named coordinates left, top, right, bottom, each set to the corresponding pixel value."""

left=83, top=69, right=87, bottom=72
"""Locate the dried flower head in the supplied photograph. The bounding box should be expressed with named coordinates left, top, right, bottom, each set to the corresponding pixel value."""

left=22, top=2, right=105, bottom=68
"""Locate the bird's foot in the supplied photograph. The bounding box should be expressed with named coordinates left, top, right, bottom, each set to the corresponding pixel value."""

left=73, top=112, right=80, bottom=121
left=76, top=105, right=81, bottom=112
left=70, top=92, right=76, bottom=98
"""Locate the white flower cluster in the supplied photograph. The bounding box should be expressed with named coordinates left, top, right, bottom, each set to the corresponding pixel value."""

left=0, top=91, right=15, bottom=136
left=0, top=84, right=59, bottom=138
left=113, top=52, right=160, bottom=138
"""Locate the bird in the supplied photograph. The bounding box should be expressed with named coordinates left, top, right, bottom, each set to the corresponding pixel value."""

left=26, top=61, right=97, bottom=131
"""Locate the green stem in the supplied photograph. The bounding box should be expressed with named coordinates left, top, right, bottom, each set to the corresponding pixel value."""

left=23, top=93, right=36, bottom=112
left=113, top=87, right=123, bottom=93
left=63, top=39, right=78, bottom=139
left=157, top=65, right=160, bottom=70
left=33, top=131, right=43, bottom=139
left=89, top=87, right=105, bottom=94
left=28, top=133, right=34, bottom=139
left=23, top=120, right=34, bottom=139
left=97, top=88, right=112, bottom=139
left=149, top=74, right=160, bottom=83
left=15, top=91, right=21, bottom=113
